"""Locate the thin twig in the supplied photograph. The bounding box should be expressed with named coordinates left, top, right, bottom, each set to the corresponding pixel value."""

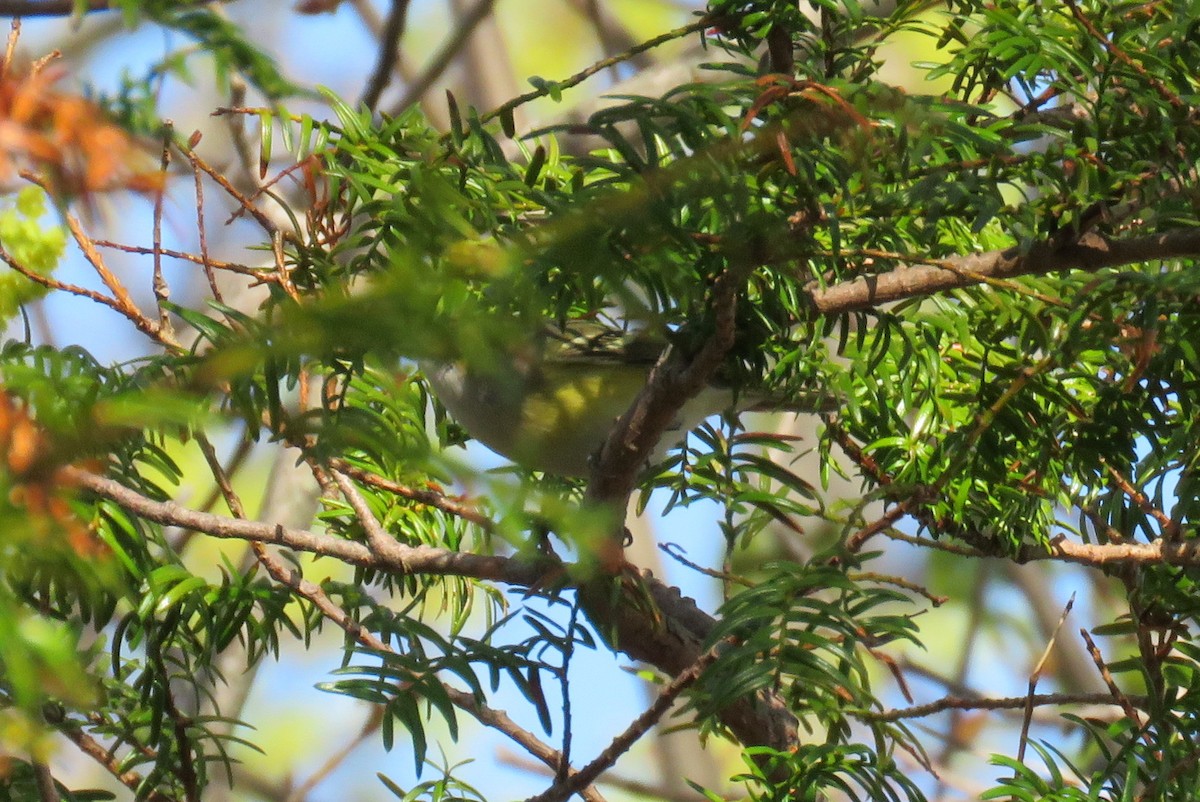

left=478, top=17, right=710, bottom=131
left=152, top=123, right=175, bottom=340
left=180, top=147, right=281, bottom=235
left=1101, top=457, right=1178, bottom=539
left=844, top=500, right=913, bottom=553
left=0, top=241, right=168, bottom=344
left=360, top=0, right=411, bottom=111
left=1017, top=593, right=1075, bottom=764
left=58, top=722, right=176, bottom=802
left=863, top=691, right=1146, bottom=723
left=524, top=642, right=724, bottom=802
left=331, top=459, right=495, bottom=530
left=332, top=469, right=396, bottom=554
left=91, top=240, right=268, bottom=279
left=187, top=137, right=223, bottom=304
left=3, top=19, right=19, bottom=77
left=848, top=571, right=947, bottom=607
left=1080, top=628, right=1143, bottom=729
left=659, top=542, right=753, bottom=587
left=1063, top=0, right=1185, bottom=110
left=393, top=0, right=495, bottom=113
left=64, top=465, right=547, bottom=586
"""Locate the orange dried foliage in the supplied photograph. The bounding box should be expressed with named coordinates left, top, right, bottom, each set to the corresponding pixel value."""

left=0, top=392, right=107, bottom=559
left=0, top=50, right=163, bottom=201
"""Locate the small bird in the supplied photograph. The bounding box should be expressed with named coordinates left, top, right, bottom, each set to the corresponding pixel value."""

left=424, top=320, right=828, bottom=477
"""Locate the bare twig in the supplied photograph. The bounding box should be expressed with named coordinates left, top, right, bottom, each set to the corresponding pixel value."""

left=64, top=465, right=546, bottom=586
left=180, top=147, right=282, bottom=235
left=187, top=136, right=223, bottom=304
left=63, top=212, right=180, bottom=346
left=332, top=469, right=396, bottom=554
left=863, top=691, right=1146, bottom=723
left=152, top=123, right=174, bottom=340
left=58, top=722, right=176, bottom=802
left=393, top=0, right=495, bottom=113
left=359, top=0, right=411, bottom=112
left=477, top=17, right=710, bottom=131
left=1017, top=593, right=1075, bottom=763
left=91, top=240, right=268, bottom=279
left=659, top=542, right=753, bottom=587
left=3, top=19, right=19, bottom=76
left=331, top=459, right=495, bottom=531
left=1080, top=628, right=1143, bottom=729
left=1102, top=457, right=1179, bottom=539
left=524, top=643, right=724, bottom=802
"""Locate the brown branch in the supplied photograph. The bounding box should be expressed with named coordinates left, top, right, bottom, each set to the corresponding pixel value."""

left=476, top=17, right=710, bottom=132
left=67, top=465, right=800, bottom=759
left=1017, top=594, right=1075, bottom=764
left=588, top=263, right=747, bottom=506
left=187, top=140, right=223, bottom=304
left=807, top=228, right=1200, bottom=315
left=890, top=521, right=1200, bottom=571
left=331, top=459, right=495, bottom=530
left=332, top=469, right=398, bottom=554
left=58, top=722, right=177, bottom=802
left=188, top=434, right=606, bottom=801
left=0, top=243, right=125, bottom=316
left=863, top=691, right=1148, bottom=723
left=91, top=241, right=268, bottom=279
left=3, top=19, right=19, bottom=76
left=62, top=212, right=181, bottom=347
left=359, top=0, right=411, bottom=112
left=1063, top=0, right=1185, bottom=111
left=180, top=146, right=282, bottom=236
left=31, top=761, right=57, bottom=802
left=844, top=499, right=913, bottom=553
left=63, top=465, right=545, bottom=586
left=1080, top=628, right=1144, bottom=729
left=524, top=643, right=724, bottom=802
left=152, top=125, right=175, bottom=341
left=1102, top=457, right=1179, bottom=539
left=393, top=0, right=495, bottom=113
left=249, top=511, right=607, bottom=802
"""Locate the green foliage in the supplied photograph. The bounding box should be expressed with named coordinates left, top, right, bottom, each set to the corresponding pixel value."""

left=0, top=188, right=65, bottom=319
left=114, top=0, right=305, bottom=101
left=695, top=561, right=921, bottom=794
left=3, top=0, right=1200, bottom=800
